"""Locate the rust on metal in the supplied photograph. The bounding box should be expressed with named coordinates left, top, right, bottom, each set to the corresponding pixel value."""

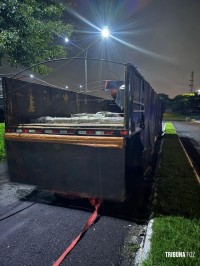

left=5, top=133, right=125, bottom=149
left=28, top=88, right=35, bottom=113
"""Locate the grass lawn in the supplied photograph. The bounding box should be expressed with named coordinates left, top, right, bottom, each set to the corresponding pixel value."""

left=144, top=216, right=199, bottom=266
left=163, top=113, right=200, bottom=121
left=143, top=122, right=200, bottom=266
left=0, top=123, right=6, bottom=160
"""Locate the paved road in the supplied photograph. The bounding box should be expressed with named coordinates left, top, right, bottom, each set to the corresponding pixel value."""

left=0, top=162, right=146, bottom=266
left=2, top=121, right=198, bottom=266
left=173, top=121, right=200, bottom=154
left=172, top=121, right=200, bottom=176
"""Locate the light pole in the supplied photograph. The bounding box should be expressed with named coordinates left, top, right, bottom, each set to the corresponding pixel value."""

left=84, top=27, right=110, bottom=98
left=84, top=49, right=88, bottom=95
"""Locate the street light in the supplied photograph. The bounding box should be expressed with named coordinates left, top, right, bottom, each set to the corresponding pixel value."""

left=84, top=27, right=110, bottom=97
left=64, top=37, right=69, bottom=43
left=101, top=27, right=110, bottom=38
left=62, top=28, right=110, bottom=98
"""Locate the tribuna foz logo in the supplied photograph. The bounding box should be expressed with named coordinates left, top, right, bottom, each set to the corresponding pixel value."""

left=165, top=252, right=195, bottom=258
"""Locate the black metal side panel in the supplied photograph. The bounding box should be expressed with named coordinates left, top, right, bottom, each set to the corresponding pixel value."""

left=5, top=140, right=126, bottom=202
left=2, top=78, right=122, bottom=126
left=142, top=80, right=162, bottom=169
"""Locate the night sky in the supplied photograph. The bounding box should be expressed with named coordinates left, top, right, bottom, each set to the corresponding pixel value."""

left=63, top=0, right=200, bottom=98
left=1, top=0, right=200, bottom=98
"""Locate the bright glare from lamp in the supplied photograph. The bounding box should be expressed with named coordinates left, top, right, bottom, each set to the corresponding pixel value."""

left=64, top=37, right=69, bottom=43
left=30, top=74, right=34, bottom=78
left=101, top=27, right=110, bottom=38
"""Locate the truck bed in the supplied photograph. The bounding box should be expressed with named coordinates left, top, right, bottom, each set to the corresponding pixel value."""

left=16, top=113, right=124, bottom=129
left=17, top=123, right=124, bottom=128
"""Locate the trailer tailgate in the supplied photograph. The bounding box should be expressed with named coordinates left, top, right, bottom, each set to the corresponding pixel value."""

left=5, top=133, right=126, bottom=202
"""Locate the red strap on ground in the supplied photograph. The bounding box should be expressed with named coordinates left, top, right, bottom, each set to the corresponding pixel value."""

left=52, top=198, right=101, bottom=266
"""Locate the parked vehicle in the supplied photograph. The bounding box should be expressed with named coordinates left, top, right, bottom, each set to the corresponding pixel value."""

left=2, top=59, right=162, bottom=202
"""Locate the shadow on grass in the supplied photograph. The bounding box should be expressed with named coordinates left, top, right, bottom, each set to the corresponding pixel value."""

left=152, top=133, right=200, bottom=219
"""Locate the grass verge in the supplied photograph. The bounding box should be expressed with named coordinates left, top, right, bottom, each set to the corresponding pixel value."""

left=143, top=122, right=200, bottom=266
left=163, top=113, right=200, bottom=121
left=0, top=123, right=6, bottom=160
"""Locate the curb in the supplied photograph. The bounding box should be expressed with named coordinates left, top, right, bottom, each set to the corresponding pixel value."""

left=134, top=219, right=153, bottom=265
left=178, top=136, right=200, bottom=185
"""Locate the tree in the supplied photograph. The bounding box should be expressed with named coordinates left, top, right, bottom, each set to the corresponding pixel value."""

left=158, top=93, right=170, bottom=103
left=172, top=95, right=185, bottom=113
left=172, top=94, right=200, bottom=115
left=0, top=0, right=73, bottom=74
left=158, top=93, right=172, bottom=111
